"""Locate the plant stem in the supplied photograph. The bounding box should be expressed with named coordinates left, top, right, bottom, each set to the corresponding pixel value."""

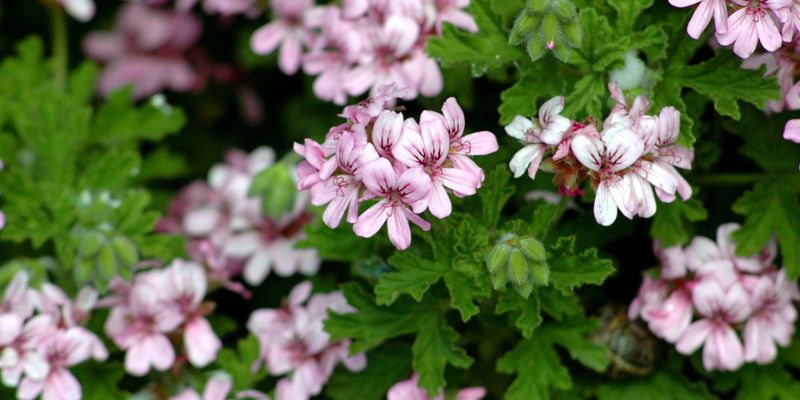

left=49, top=4, right=68, bottom=87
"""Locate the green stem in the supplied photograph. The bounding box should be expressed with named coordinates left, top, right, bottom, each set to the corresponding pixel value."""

left=49, top=4, right=68, bottom=87
left=692, top=173, right=800, bottom=186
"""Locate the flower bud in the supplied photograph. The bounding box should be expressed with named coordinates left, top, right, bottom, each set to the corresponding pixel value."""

left=563, top=21, right=582, bottom=47
left=80, top=231, right=106, bottom=257
left=249, top=163, right=297, bottom=220
left=485, top=234, right=550, bottom=298
left=112, top=236, right=139, bottom=266
left=552, top=0, right=578, bottom=21
left=510, top=13, right=539, bottom=45
left=527, top=0, right=549, bottom=13
left=541, top=14, right=561, bottom=46
left=96, top=243, right=118, bottom=281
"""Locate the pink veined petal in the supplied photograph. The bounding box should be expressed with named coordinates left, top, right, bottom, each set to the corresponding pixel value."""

left=343, top=64, right=377, bottom=97
left=723, top=283, right=752, bottom=323
left=322, top=185, right=358, bottom=228
left=712, top=0, right=728, bottom=34
left=185, top=317, right=222, bottom=368
left=668, top=0, right=702, bottom=7
left=756, top=12, right=782, bottom=52
left=420, top=119, right=450, bottom=166
left=631, top=174, right=657, bottom=218
left=362, top=158, right=397, bottom=196
left=505, top=116, right=535, bottom=141
left=441, top=9, right=479, bottom=33
left=427, top=180, right=452, bottom=219
left=607, top=175, right=637, bottom=220
left=713, top=325, right=744, bottom=371
left=676, top=319, right=713, bottom=354
left=691, top=279, right=726, bottom=317
left=203, top=376, right=233, bottom=400
left=732, top=13, right=760, bottom=58
left=404, top=208, right=431, bottom=231
left=509, top=145, right=545, bottom=179
left=603, top=124, right=643, bottom=172
left=459, top=132, right=499, bottom=156
left=387, top=206, right=412, bottom=250
left=744, top=317, right=776, bottom=364
left=125, top=339, right=154, bottom=376
left=685, top=236, right=722, bottom=271
left=393, top=122, right=427, bottom=168
left=571, top=134, right=604, bottom=171
left=243, top=250, right=272, bottom=285
left=373, top=110, right=405, bottom=156
left=442, top=97, right=466, bottom=139
left=716, top=7, right=747, bottom=46
left=0, top=313, right=23, bottom=345
left=150, top=334, right=177, bottom=371
left=43, top=368, right=82, bottom=400
left=383, top=15, right=420, bottom=56
left=251, top=21, right=286, bottom=55
left=353, top=200, right=390, bottom=239
left=398, top=167, right=433, bottom=204
left=594, top=181, right=619, bottom=226
left=418, top=57, right=443, bottom=97
left=440, top=167, right=479, bottom=196
left=686, top=0, right=716, bottom=39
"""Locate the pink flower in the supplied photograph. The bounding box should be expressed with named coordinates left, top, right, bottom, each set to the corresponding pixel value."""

left=785, top=119, right=800, bottom=142
left=104, top=279, right=183, bottom=376
left=743, top=271, right=797, bottom=364
left=571, top=123, right=645, bottom=226
left=251, top=0, right=316, bottom=75
left=16, top=328, right=93, bottom=400
left=686, top=223, right=770, bottom=278
left=717, top=3, right=782, bottom=58
left=248, top=282, right=365, bottom=400
left=83, top=4, right=202, bottom=99
left=636, top=106, right=694, bottom=203
left=171, top=375, right=271, bottom=400
left=354, top=158, right=432, bottom=249
left=393, top=118, right=480, bottom=218
left=343, top=16, right=421, bottom=99
left=162, top=260, right=221, bottom=368
left=668, top=0, right=728, bottom=39
left=654, top=241, right=688, bottom=280
left=0, top=316, right=54, bottom=388
left=420, top=97, right=499, bottom=186
left=644, top=287, right=694, bottom=343
left=387, top=373, right=486, bottom=400
left=676, top=280, right=751, bottom=371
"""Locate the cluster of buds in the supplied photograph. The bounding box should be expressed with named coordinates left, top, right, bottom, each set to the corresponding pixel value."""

left=247, top=282, right=366, bottom=400
left=102, top=259, right=222, bottom=376
left=668, top=0, right=800, bottom=58
left=485, top=234, right=549, bottom=298
left=506, top=82, right=694, bottom=226
left=157, top=147, right=319, bottom=291
left=387, top=373, right=485, bottom=400
left=0, top=271, right=107, bottom=400
left=295, top=86, right=498, bottom=250
left=629, top=223, right=799, bottom=372
left=509, top=0, right=582, bottom=62
left=249, top=0, right=478, bottom=104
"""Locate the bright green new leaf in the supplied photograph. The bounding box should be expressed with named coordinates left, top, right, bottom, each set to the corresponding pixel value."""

left=497, top=332, right=572, bottom=400
left=412, top=312, right=474, bottom=395
left=375, top=252, right=448, bottom=305
left=547, top=236, right=616, bottom=293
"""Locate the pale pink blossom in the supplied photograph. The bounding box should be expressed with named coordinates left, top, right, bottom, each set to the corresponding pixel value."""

left=16, top=329, right=92, bottom=400
left=571, top=123, right=645, bottom=226
left=743, top=271, right=797, bottom=364
left=717, top=3, right=782, bottom=58
left=59, top=0, right=95, bottom=22
left=170, top=375, right=270, bottom=400
left=676, top=280, right=751, bottom=371
left=387, top=373, right=486, bottom=400
left=104, top=279, right=183, bottom=376
left=248, top=282, right=366, bottom=400
left=433, top=0, right=478, bottom=33
left=251, top=0, right=316, bottom=75
left=83, top=3, right=202, bottom=99
left=354, top=158, right=432, bottom=249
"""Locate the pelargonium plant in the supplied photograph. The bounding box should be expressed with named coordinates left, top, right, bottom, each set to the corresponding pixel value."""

left=2, top=0, right=800, bottom=399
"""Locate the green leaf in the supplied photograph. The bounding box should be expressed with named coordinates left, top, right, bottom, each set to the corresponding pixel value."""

left=71, top=361, right=128, bottom=400
left=375, top=252, right=448, bottom=305
left=650, top=199, right=708, bottom=247
left=569, top=9, right=627, bottom=73
left=608, top=0, right=653, bottom=33
left=68, top=62, right=99, bottom=105
left=732, top=181, right=800, bottom=277
left=544, top=319, right=610, bottom=372
left=538, top=286, right=583, bottom=320
left=412, top=312, right=474, bottom=395
left=495, top=289, right=543, bottom=339
left=91, top=88, right=185, bottom=146
left=725, top=105, right=800, bottom=173
left=325, top=342, right=412, bottom=400
left=489, top=0, right=526, bottom=24
left=564, top=73, right=607, bottom=119
left=717, top=363, right=800, bottom=400
left=668, top=53, right=780, bottom=120
left=547, top=236, right=615, bottom=293
left=595, top=370, right=713, bottom=400
left=427, top=0, right=525, bottom=75
left=216, top=335, right=268, bottom=391
left=498, top=64, right=565, bottom=125
left=78, top=150, right=142, bottom=190
left=298, top=222, right=386, bottom=262
left=497, top=333, right=571, bottom=400
left=444, top=260, right=491, bottom=322
left=478, top=165, right=517, bottom=227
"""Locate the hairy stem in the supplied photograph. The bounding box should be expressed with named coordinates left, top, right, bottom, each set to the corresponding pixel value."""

left=49, top=4, right=68, bottom=87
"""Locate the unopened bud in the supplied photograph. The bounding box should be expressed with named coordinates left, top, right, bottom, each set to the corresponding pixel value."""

left=527, top=0, right=549, bottom=13
left=519, top=237, right=546, bottom=262
left=112, top=236, right=139, bottom=266
left=530, top=260, right=551, bottom=286
left=541, top=14, right=561, bottom=46
left=510, top=13, right=539, bottom=45
left=486, top=242, right=513, bottom=274
left=563, top=21, right=583, bottom=47
left=527, top=35, right=547, bottom=62
left=553, top=0, right=578, bottom=21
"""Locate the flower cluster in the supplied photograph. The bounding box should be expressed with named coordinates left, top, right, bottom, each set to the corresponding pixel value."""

left=667, top=0, right=800, bottom=58
left=295, top=87, right=498, bottom=250
left=170, top=374, right=269, bottom=400
left=250, top=0, right=478, bottom=104
left=176, top=0, right=261, bottom=17
left=629, top=223, right=799, bottom=371
left=83, top=3, right=204, bottom=99
left=387, top=373, right=486, bottom=400
left=0, top=271, right=107, bottom=400
left=103, top=259, right=222, bottom=376
left=157, top=147, right=320, bottom=289
left=247, top=281, right=366, bottom=400
left=506, top=83, right=694, bottom=226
